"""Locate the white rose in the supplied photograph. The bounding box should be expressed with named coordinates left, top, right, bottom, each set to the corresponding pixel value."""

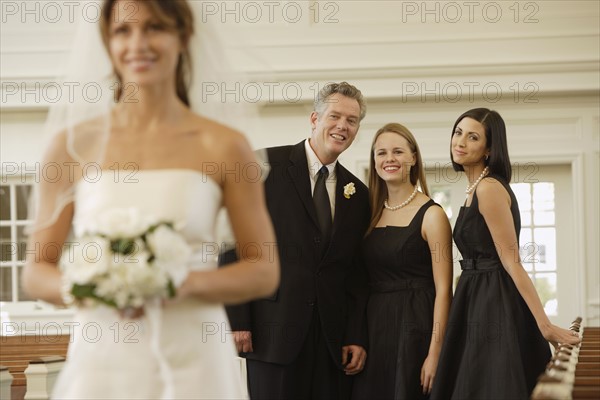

left=96, top=261, right=135, bottom=309
left=92, top=208, right=154, bottom=239
left=110, top=253, right=148, bottom=293
left=61, top=236, right=110, bottom=285
left=95, top=274, right=121, bottom=302
left=343, top=182, right=356, bottom=199
left=100, top=255, right=168, bottom=308
left=113, top=288, right=130, bottom=309
left=95, top=260, right=129, bottom=303
left=146, top=225, right=191, bottom=287
left=128, top=264, right=169, bottom=298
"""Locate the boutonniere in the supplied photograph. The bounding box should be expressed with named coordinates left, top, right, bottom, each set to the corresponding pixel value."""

left=343, top=182, right=356, bottom=199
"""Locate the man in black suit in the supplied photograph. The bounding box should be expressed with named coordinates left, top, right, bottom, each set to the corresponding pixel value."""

left=223, top=81, right=370, bottom=400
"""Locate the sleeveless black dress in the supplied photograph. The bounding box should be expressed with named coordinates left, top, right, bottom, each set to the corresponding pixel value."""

left=353, top=200, right=439, bottom=400
left=430, top=175, right=550, bottom=400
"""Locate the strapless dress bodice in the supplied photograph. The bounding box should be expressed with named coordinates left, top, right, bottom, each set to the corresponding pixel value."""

left=74, top=169, right=222, bottom=260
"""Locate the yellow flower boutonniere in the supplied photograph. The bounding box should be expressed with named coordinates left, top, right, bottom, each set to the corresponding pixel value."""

left=343, top=182, right=356, bottom=199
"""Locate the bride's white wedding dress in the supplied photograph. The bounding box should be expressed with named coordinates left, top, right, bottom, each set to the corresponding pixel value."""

left=52, top=170, right=247, bottom=399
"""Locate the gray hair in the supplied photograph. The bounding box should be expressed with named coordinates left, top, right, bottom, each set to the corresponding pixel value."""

left=314, top=81, right=367, bottom=121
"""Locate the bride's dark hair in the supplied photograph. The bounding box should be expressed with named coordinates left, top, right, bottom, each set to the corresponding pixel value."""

left=99, top=0, right=194, bottom=106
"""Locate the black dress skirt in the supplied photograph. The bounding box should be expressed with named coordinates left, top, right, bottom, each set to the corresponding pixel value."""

left=353, top=200, right=439, bottom=400
left=429, top=175, right=550, bottom=400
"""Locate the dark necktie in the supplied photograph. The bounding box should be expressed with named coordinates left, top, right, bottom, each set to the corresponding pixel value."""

left=314, top=166, right=332, bottom=244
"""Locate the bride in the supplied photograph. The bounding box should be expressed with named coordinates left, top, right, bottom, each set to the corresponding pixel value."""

left=22, top=0, right=279, bottom=398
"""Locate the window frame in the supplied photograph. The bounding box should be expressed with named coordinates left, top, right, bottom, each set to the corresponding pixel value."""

left=1, top=172, right=37, bottom=302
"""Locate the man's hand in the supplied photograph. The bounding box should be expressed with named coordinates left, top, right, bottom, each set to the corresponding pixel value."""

left=233, top=331, right=254, bottom=353
left=342, top=344, right=366, bottom=375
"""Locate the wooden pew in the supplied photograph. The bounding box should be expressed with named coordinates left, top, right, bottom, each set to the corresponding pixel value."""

left=0, top=335, right=69, bottom=400
left=531, top=317, right=600, bottom=400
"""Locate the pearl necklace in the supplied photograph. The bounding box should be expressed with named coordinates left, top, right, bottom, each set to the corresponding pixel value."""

left=465, top=166, right=489, bottom=197
left=384, top=186, right=418, bottom=211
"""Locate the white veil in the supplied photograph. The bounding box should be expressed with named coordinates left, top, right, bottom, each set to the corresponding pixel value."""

left=31, top=0, right=268, bottom=245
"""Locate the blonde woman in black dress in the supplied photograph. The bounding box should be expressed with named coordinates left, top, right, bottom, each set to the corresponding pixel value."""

left=352, top=123, right=453, bottom=399
left=430, top=108, right=581, bottom=399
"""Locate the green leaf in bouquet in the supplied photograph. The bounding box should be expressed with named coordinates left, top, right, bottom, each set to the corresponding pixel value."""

left=71, top=283, right=118, bottom=308
left=167, top=280, right=176, bottom=298
left=111, top=238, right=137, bottom=255
left=146, top=221, right=174, bottom=234
left=71, top=283, right=96, bottom=298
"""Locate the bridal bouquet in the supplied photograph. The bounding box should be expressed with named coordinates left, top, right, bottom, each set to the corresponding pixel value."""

left=61, top=208, right=191, bottom=310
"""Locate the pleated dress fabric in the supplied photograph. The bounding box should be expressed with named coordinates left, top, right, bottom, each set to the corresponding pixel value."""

left=353, top=200, right=438, bottom=400
left=430, top=175, right=550, bottom=400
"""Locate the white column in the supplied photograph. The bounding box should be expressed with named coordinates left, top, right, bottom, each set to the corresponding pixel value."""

left=24, top=356, right=65, bottom=400
left=0, top=366, right=14, bottom=400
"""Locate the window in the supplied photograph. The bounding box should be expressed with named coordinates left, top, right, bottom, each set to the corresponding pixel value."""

left=426, top=163, right=575, bottom=325
left=511, top=181, right=558, bottom=316
left=430, top=186, right=453, bottom=219
left=0, top=177, right=35, bottom=302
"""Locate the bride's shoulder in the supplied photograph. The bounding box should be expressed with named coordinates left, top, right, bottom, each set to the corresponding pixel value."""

left=41, top=115, right=105, bottom=164
left=41, top=130, right=69, bottom=161
left=187, top=113, right=253, bottom=159
left=189, top=113, right=244, bottom=138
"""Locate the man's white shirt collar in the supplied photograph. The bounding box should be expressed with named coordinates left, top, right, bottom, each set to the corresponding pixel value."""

left=305, top=139, right=337, bottom=180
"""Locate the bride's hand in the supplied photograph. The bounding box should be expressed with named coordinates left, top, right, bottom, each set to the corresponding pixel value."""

left=540, top=323, right=580, bottom=348
left=165, top=273, right=198, bottom=304
left=174, top=274, right=195, bottom=300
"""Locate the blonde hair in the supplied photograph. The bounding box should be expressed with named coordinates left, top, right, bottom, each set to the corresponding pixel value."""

left=367, top=123, right=429, bottom=235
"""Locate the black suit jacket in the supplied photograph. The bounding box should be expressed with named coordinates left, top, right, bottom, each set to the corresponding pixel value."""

left=224, top=141, right=370, bottom=368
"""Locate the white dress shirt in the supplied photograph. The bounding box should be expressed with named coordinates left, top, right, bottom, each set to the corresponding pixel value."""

left=304, top=139, right=337, bottom=220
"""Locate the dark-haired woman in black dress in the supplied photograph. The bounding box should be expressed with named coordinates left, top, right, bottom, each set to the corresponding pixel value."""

left=430, top=108, right=580, bottom=399
left=352, top=123, right=453, bottom=399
